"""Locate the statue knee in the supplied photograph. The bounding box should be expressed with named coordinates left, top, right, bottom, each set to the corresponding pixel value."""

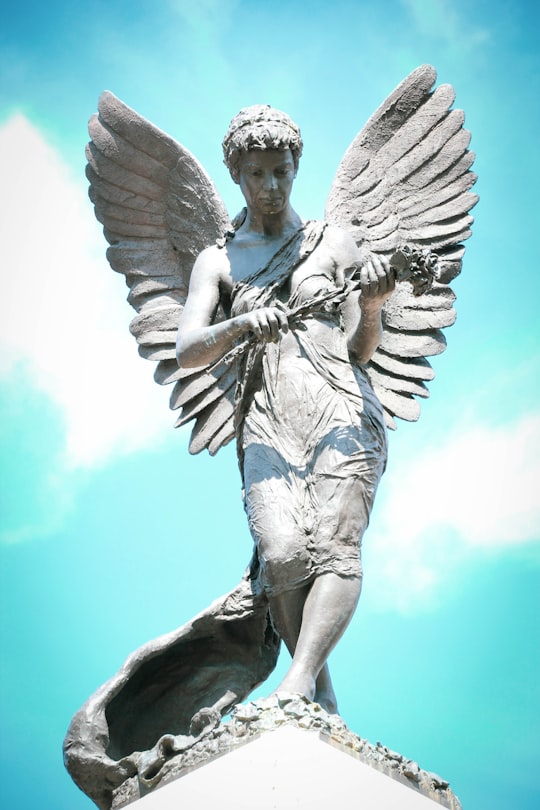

left=259, top=544, right=311, bottom=594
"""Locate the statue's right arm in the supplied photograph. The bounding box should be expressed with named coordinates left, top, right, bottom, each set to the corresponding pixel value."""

left=176, top=248, right=289, bottom=369
left=176, top=247, right=243, bottom=369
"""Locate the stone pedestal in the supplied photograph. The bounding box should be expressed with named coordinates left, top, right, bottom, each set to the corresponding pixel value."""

left=112, top=695, right=461, bottom=810
left=122, top=726, right=456, bottom=809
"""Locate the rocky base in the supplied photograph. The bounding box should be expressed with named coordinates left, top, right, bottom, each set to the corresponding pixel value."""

left=112, top=693, right=461, bottom=809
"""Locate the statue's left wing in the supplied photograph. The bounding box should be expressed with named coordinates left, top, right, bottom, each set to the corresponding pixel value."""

left=87, top=92, right=236, bottom=454
left=326, top=65, right=478, bottom=428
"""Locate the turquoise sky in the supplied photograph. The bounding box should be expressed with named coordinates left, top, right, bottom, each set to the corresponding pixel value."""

left=1, top=1, right=539, bottom=808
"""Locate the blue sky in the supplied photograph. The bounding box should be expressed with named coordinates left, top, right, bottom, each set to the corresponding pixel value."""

left=1, top=1, right=539, bottom=808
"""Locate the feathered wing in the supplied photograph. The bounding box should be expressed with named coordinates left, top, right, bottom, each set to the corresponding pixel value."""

left=87, top=91, right=236, bottom=454
left=325, top=64, right=478, bottom=428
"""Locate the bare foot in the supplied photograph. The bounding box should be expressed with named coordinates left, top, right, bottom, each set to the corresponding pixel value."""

left=314, top=687, right=338, bottom=714
left=273, top=668, right=316, bottom=701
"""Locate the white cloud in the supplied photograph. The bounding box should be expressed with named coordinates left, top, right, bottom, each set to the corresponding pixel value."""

left=366, top=412, right=540, bottom=612
left=0, top=115, right=176, bottom=467
left=403, top=0, right=491, bottom=51
left=382, top=413, right=540, bottom=547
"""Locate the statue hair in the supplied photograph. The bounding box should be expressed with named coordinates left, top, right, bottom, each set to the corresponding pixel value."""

left=222, top=105, right=303, bottom=181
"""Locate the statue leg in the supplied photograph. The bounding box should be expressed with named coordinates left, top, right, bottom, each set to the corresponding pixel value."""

left=267, top=583, right=338, bottom=712
left=242, top=441, right=370, bottom=708
left=269, top=423, right=382, bottom=705
left=269, top=572, right=361, bottom=703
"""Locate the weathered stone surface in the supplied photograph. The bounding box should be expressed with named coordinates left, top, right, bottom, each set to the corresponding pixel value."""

left=65, top=66, right=477, bottom=809
left=111, top=695, right=461, bottom=809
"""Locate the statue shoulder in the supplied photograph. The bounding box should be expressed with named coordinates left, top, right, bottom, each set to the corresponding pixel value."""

left=195, top=243, right=229, bottom=270
left=320, top=221, right=361, bottom=266
left=190, top=243, right=231, bottom=292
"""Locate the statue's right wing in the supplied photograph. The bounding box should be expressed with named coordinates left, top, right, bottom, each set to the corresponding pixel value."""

left=87, top=92, right=237, bottom=455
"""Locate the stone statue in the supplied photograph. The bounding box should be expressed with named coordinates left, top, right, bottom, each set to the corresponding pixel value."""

left=64, top=65, right=477, bottom=809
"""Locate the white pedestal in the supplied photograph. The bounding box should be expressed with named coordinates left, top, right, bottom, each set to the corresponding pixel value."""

left=129, top=726, right=450, bottom=809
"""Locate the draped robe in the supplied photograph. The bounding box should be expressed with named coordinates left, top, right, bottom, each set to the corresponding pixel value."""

left=230, top=220, right=387, bottom=595
left=63, top=221, right=388, bottom=809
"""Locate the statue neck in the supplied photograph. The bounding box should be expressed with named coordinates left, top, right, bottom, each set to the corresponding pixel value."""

left=242, top=205, right=302, bottom=239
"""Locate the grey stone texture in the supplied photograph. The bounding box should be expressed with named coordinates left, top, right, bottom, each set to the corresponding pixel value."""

left=112, top=695, right=462, bottom=809
left=65, top=64, right=476, bottom=808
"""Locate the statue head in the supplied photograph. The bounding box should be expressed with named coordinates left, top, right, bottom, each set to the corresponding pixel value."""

left=222, top=105, right=303, bottom=183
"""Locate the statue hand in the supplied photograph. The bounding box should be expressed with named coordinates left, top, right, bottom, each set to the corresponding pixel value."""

left=238, top=306, right=290, bottom=342
left=358, top=255, right=395, bottom=311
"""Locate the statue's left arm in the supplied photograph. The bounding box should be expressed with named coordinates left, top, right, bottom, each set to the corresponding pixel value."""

left=345, top=253, right=396, bottom=365
left=327, top=226, right=395, bottom=365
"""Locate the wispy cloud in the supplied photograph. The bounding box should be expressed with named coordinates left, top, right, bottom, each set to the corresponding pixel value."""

left=367, top=412, right=540, bottom=612
left=402, top=0, right=491, bottom=52
left=0, top=115, right=176, bottom=468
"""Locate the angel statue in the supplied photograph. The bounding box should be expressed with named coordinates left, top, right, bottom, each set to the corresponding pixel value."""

left=64, top=65, right=477, bottom=809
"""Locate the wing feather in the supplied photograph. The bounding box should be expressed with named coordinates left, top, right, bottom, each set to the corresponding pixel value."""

left=154, top=359, right=184, bottom=386
left=437, top=245, right=465, bottom=284
left=96, top=91, right=183, bottom=166
left=170, top=363, right=234, bottom=409
left=86, top=166, right=167, bottom=214
left=367, top=366, right=429, bottom=398
left=398, top=171, right=477, bottom=217
left=379, top=327, right=447, bottom=358
left=326, top=65, right=476, bottom=427
left=184, top=389, right=236, bottom=455
left=86, top=142, right=165, bottom=201
left=102, top=214, right=169, bottom=240
left=174, top=375, right=236, bottom=426
left=208, top=422, right=236, bottom=456
left=347, top=84, right=456, bottom=199
left=384, top=305, right=456, bottom=331
left=89, top=117, right=172, bottom=185
left=170, top=362, right=237, bottom=450
left=401, top=142, right=475, bottom=196
left=91, top=196, right=167, bottom=228
left=370, top=350, right=435, bottom=381
left=402, top=194, right=476, bottom=227
left=137, top=343, right=177, bottom=361
left=87, top=92, right=234, bottom=453
left=107, top=242, right=185, bottom=280
left=375, top=388, right=422, bottom=422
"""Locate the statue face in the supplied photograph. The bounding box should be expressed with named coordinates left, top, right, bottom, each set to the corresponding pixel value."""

left=237, top=149, right=296, bottom=216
